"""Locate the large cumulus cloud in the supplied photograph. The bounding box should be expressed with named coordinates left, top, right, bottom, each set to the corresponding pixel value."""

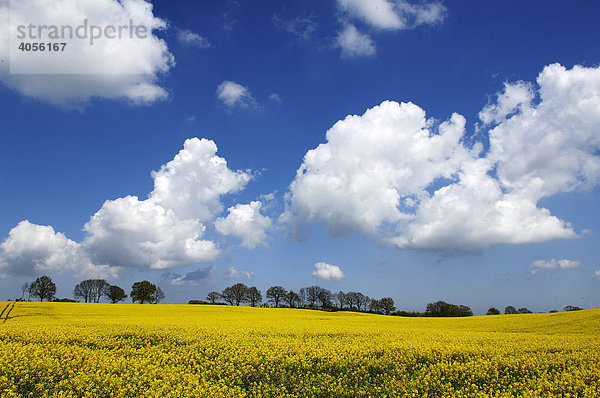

left=283, top=63, right=600, bottom=251
left=0, top=0, right=174, bottom=106
left=0, top=138, right=272, bottom=278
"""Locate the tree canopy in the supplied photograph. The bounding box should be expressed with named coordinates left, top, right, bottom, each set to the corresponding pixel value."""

left=504, top=306, right=517, bottom=315
left=425, top=301, right=472, bottom=317
left=131, top=281, right=157, bottom=304
left=266, top=286, right=287, bottom=308
left=221, top=283, right=249, bottom=306
left=73, top=279, right=110, bottom=303
left=106, top=285, right=127, bottom=304
left=206, top=291, right=221, bottom=304
left=30, top=275, right=56, bottom=302
left=247, top=287, right=262, bottom=307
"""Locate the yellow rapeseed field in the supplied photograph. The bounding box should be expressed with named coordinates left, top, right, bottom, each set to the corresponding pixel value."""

left=0, top=301, right=598, bottom=397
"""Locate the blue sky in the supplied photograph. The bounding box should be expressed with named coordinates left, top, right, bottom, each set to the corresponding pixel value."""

left=1, top=0, right=599, bottom=314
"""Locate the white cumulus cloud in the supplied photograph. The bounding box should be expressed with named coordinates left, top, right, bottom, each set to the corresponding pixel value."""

left=283, top=63, right=599, bottom=252
left=82, top=196, right=219, bottom=270
left=149, top=138, right=252, bottom=222
left=216, top=81, right=257, bottom=109
left=0, top=138, right=255, bottom=278
left=215, top=201, right=272, bottom=249
left=0, top=0, right=174, bottom=107
left=312, top=262, right=345, bottom=281
left=223, top=266, right=254, bottom=280
left=0, top=220, right=117, bottom=279
left=336, top=24, right=376, bottom=57
left=529, top=259, right=580, bottom=275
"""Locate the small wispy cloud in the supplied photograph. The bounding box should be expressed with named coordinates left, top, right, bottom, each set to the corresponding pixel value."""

left=529, top=259, right=580, bottom=275
left=336, top=24, right=375, bottom=57
left=177, top=29, right=211, bottom=49
left=216, top=81, right=258, bottom=109
left=273, top=13, right=318, bottom=41
left=223, top=266, right=254, bottom=280
left=165, top=266, right=214, bottom=286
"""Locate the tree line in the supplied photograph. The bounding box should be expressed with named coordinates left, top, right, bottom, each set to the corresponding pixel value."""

left=16, top=275, right=584, bottom=315
left=19, top=275, right=165, bottom=304
left=197, top=283, right=397, bottom=315
left=486, top=305, right=583, bottom=315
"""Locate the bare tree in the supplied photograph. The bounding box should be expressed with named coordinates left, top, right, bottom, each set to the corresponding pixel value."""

left=284, top=291, right=300, bottom=308
left=266, top=286, right=287, bottom=308
left=345, top=292, right=358, bottom=310
left=298, top=288, right=306, bottom=307
left=345, top=292, right=367, bottom=310
left=380, top=297, right=395, bottom=315
left=248, top=287, right=262, bottom=307
left=221, top=287, right=235, bottom=305
left=305, top=286, right=322, bottom=307
left=317, top=288, right=332, bottom=307
left=21, top=282, right=30, bottom=300
left=73, top=279, right=110, bottom=303
left=206, top=291, right=221, bottom=304
left=369, top=299, right=383, bottom=314
left=30, top=275, right=56, bottom=302
left=222, top=283, right=249, bottom=306
left=153, top=286, right=165, bottom=304
left=74, top=280, right=93, bottom=303
left=335, top=291, right=347, bottom=310
left=355, top=292, right=367, bottom=311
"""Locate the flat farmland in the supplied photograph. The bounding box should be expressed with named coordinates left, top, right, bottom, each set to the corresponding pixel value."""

left=1, top=302, right=599, bottom=397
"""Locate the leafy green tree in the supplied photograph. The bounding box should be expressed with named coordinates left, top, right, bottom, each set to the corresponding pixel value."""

left=131, top=280, right=157, bottom=304
left=30, top=275, right=56, bottom=302
left=106, top=285, right=127, bottom=303
left=486, top=307, right=500, bottom=315
left=247, top=287, right=262, bottom=307
left=564, top=305, right=583, bottom=312
left=517, top=307, right=533, bottom=314
left=425, top=301, right=472, bottom=317
left=504, top=306, right=517, bottom=314
left=459, top=305, right=473, bottom=317
left=266, top=286, right=287, bottom=308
